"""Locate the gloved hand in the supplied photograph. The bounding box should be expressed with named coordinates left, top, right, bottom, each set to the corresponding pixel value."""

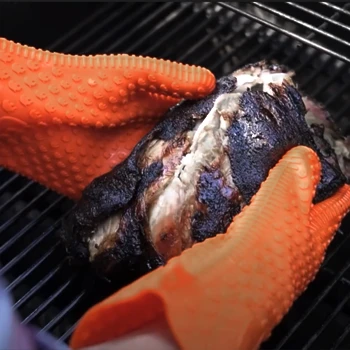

left=0, top=37, right=215, bottom=199
left=69, top=146, right=350, bottom=350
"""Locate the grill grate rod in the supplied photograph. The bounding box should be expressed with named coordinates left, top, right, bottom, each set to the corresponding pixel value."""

left=13, top=262, right=65, bottom=310
left=302, top=290, right=350, bottom=350
left=209, top=27, right=263, bottom=73
left=141, top=3, right=212, bottom=57
left=321, top=2, right=350, bottom=17
left=0, top=174, right=19, bottom=194
left=0, top=181, right=34, bottom=214
left=218, top=2, right=350, bottom=64
left=177, top=13, right=239, bottom=63
left=332, top=320, right=350, bottom=349
left=323, top=80, right=350, bottom=108
left=5, top=243, right=60, bottom=292
left=308, top=63, right=348, bottom=99
left=253, top=2, right=350, bottom=49
left=0, top=188, right=49, bottom=234
left=125, top=2, right=195, bottom=55
left=57, top=323, right=78, bottom=344
left=47, top=2, right=116, bottom=51
left=322, top=229, right=350, bottom=267
left=275, top=259, right=350, bottom=349
left=298, top=56, right=333, bottom=90
left=38, top=291, right=85, bottom=334
left=287, top=2, right=350, bottom=32
left=161, top=7, right=226, bottom=60
left=74, top=2, right=137, bottom=54
left=22, top=275, right=77, bottom=325
left=105, top=2, right=175, bottom=53
left=65, top=3, right=135, bottom=54
left=0, top=196, right=65, bottom=254
left=0, top=212, right=67, bottom=274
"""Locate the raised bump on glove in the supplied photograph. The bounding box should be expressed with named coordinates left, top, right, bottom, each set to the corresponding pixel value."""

left=0, top=38, right=215, bottom=127
left=69, top=146, right=350, bottom=350
left=0, top=37, right=216, bottom=199
left=0, top=122, right=154, bottom=199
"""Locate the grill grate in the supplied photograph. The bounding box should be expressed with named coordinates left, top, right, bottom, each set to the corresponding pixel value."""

left=1, top=2, right=350, bottom=349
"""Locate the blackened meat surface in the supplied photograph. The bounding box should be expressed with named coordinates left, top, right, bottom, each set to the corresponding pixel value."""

left=60, top=75, right=237, bottom=279
left=59, top=61, right=348, bottom=282
left=227, top=84, right=344, bottom=203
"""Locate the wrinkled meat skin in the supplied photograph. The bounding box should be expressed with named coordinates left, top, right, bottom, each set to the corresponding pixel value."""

left=59, top=63, right=346, bottom=282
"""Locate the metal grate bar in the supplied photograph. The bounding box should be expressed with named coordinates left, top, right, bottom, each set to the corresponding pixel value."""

left=308, top=63, right=348, bottom=99
left=277, top=5, right=343, bottom=74
left=299, top=56, right=333, bottom=91
left=321, top=2, right=350, bottom=17
left=105, top=2, right=175, bottom=53
left=332, top=321, right=350, bottom=349
left=275, top=259, right=350, bottom=349
left=0, top=181, right=34, bottom=214
left=195, top=30, right=239, bottom=67
left=5, top=243, right=60, bottom=292
left=287, top=2, right=350, bottom=33
left=322, top=230, right=350, bottom=267
left=0, top=214, right=66, bottom=274
left=22, top=276, right=76, bottom=324
left=64, top=3, right=135, bottom=54
left=0, top=174, right=19, bottom=195
left=38, top=291, right=85, bottom=334
left=233, top=31, right=282, bottom=70
left=324, top=80, right=350, bottom=107
left=78, top=2, right=139, bottom=54
left=125, top=2, right=195, bottom=55
left=141, top=3, right=212, bottom=57
left=302, top=290, right=350, bottom=349
left=253, top=2, right=350, bottom=49
left=0, top=188, right=49, bottom=234
left=47, top=2, right=116, bottom=51
left=13, top=262, right=65, bottom=310
left=57, top=323, right=78, bottom=344
left=177, top=13, right=239, bottom=63
left=161, top=7, right=226, bottom=60
left=0, top=196, right=64, bottom=254
left=218, top=2, right=350, bottom=64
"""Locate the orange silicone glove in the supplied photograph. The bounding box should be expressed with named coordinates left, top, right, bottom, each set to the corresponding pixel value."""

left=0, top=37, right=215, bottom=199
left=69, top=146, right=350, bottom=350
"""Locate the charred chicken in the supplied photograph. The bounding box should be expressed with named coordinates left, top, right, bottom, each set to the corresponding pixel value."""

left=59, top=61, right=350, bottom=283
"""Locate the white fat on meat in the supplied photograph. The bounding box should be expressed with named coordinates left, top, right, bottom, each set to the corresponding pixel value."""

left=147, top=94, right=240, bottom=260
left=88, top=214, right=121, bottom=260
left=232, top=66, right=294, bottom=94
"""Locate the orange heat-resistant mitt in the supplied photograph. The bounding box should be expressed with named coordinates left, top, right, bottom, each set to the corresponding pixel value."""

left=0, top=37, right=215, bottom=199
left=69, top=146, right=350, bottom=350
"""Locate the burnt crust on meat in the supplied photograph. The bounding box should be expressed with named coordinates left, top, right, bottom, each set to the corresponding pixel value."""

left=59, top=61, right=348, bottom=282
left=59, top=75, right=238, bottom=277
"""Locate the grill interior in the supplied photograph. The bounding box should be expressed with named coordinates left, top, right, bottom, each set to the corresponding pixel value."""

left=1, top=2, right=350, bottom=349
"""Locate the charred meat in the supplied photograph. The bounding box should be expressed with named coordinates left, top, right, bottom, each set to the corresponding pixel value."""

left=59, top=61, right=349, bottom=282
